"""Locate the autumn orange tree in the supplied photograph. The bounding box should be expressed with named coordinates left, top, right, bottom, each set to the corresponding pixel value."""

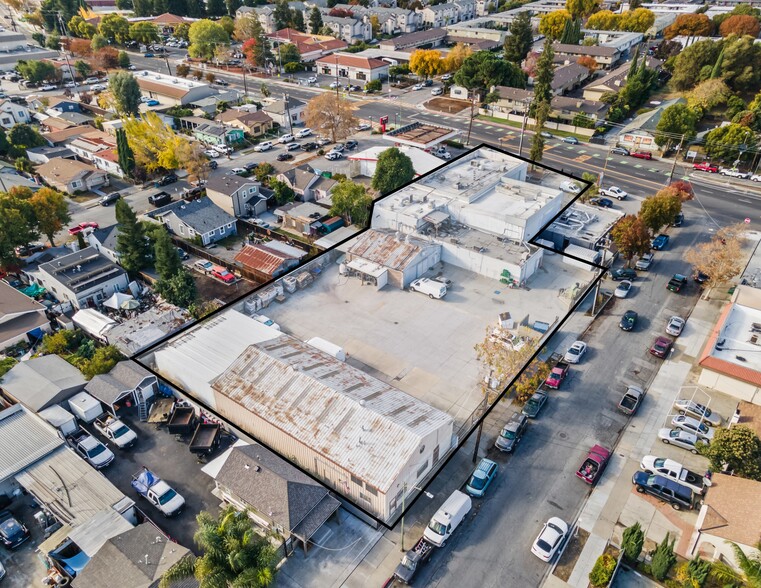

left=664, top=13, right=713, bottom=39
left=29, top=188, right=71, bottom=247
left=474, top=325, right=539, bottom=404
left=657, top=181, right=694, bottom=202
left=577, top=55, right=598, bottom=73
left=610, top=215, right=651, bottom=266
left=685, top=223, right=746, bottom=298
left=443, top=43, right=472, bottom=73
left=304, top=93, right=358, bottom=143
left=409, top=49, right=443, bottom=79
left=719, top=14, right=761, bottom=38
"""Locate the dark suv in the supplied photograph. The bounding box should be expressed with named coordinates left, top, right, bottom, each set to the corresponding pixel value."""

left=0, top=510, right=30, bottom=549
left=494, top=412, right=528, bottom=453
left=632, top=472, right=695, bottom=510
left=155, top=172, right=178, bottom=186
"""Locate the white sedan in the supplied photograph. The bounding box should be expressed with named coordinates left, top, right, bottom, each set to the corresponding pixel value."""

left=614, top=280, right=632, bottom=298
left=563, top=341, right=587, bottom=364
left=204, top=150, right=220, bottom=158
left=531, top=517, right=569, bottom=562
left=666, top=316, right=685, bottom=337
left=657, top=428, right=701, bottom=454
left=90, top=83, right=106, bottom=91
left=307, top=76, right=318, bottom=84
left=671, top=415, right=715, bottom=442
left=673, top=399, right=722, bottom=426
left=560, top=180, right=580, bottom=194
left=412, top=83, right=424, bottom=91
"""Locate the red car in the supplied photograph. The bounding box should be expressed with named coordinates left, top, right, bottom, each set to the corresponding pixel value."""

left=576, top=445, right=611, bottom=485
left=631, top=151, right=652, bottom=160
left=68, top=222, right=99, bottom=235
left=211, top=266, right=235, bottom=283
left=650, top=336, right=673, bottom=359
left=693, top=162, right=719, bottom=173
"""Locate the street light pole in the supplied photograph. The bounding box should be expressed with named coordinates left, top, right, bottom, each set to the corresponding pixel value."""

left=400, top=482, right=434, bottom=552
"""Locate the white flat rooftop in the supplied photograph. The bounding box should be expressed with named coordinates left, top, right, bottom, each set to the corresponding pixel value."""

left=712, top=303, right=761, bottom=374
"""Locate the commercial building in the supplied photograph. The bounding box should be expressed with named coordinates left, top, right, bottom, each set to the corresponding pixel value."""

left=133, top=70, right=216, bottom=106
left=35, top=247, right=130, bottom=310
left=314, top=54, right=390, bottom=82
left=617, top=97, right=686, bottom=152
left=234, top=243, right=300, bottom=278
left=0, top=355, right=86, bottom=413
left=0, top=280, right=51, bottom=349
left=698, top=285, right=761, bottom=404
left=268, top=28, right=347, bottom=61
left=348, top=145, right=444, bottom=179
left=149, top=309, right=455, bottom=522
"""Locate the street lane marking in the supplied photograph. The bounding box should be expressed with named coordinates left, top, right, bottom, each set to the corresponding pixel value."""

left=576, top=155, right=592, bottom=162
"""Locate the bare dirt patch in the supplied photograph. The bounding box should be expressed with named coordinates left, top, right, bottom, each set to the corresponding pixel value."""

left=554, top=527, right=590, bottom=582
left=425, top=97, right=472, bottom=115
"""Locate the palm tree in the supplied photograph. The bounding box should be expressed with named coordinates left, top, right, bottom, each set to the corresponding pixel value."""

left=160, top=507, right=278, bottom=588
left=710, top=541, right=761, bottom=588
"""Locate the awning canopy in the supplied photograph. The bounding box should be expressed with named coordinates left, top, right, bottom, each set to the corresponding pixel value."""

left=72, top=309, right=116, bottom=338
left=103, top=292, right=134, bottom=310
left=423, top=210, right=450, bottom=226
left=347, top=258, right=388, bottom=278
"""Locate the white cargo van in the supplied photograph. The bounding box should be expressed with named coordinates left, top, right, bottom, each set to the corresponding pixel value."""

left=423, top=490, right=472, bottom=546
left=410, top=277, right=447, bottom=299
left=306, top=337, right=346, bottom=361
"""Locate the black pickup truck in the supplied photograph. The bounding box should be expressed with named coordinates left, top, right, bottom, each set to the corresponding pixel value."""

left=149, top=191, right=172, bottom=207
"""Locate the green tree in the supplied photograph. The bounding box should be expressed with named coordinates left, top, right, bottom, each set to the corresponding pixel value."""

left=273, top=0, right=291, bottom=30
left=116, top=128, right=135, bottom=178
left=622, top=522, right=644, bottom=563
left=109, top=71, right=141, bottom=116
left=159, top=506, right=277, bottom=588
left=650, top=534, right=676, bottom=582
left=539, top=10, right=572, bottom=40
left=330, top=180, right=373, bottom=227
left=42, top=329, right=83, bottom=354
left=91, top=34, right=108, bottom=51
left=676, top=555, right=711, bottom=588
left=270, top=179, right=295, bottom=205
left=154, top=228, right=182, bottom=280
left=454, top=50, right=526, bottom=95
left=82, top=345, right=124, bottom=379
left=309, top=6, right=323, bottom=34
left=8, top=124, right=46, bottom=155
left=279, top=43, right=300, bottom=65
left=503, top=11, right=533, bottom=64
left=610, top=215, right=651, bottom=265
left=242, top=19, right=272, bottom=67
left=206, top=0, right=225, bottom=16
left=129, top=21, right=160, bottom=45
left=292, top=8, right=305, bottom=32
left=670, top=40, right=720, bottom=91
left=566, top=0, right=598, bottom=19
left=220, top=15, right=235, bottom=35
left=639, top=193, right=682, bottom=234
left=30, top=187, right=70, bottom=247
left=532, top=41, right=555, bottom=110
left=188, top=19, right=230, bottom=59
left=710, top=541, right=761, bottom=588
left=588, top=554, right=616, bottom=588
left=654, top=103, right=699, bottom=147
left=16, top=60, right=55, bottom=83
left=174, top=22, right=190, bottom=41
left=45, top=32, right=61, bottom=50
left=699, top=425, right=761, bottom=480
left=372, top=147, right=414, bottom=196
left=720, top=34, right=761, bottom=93
left=254, top=162, right=274, bottom=182
left=118, top=50, right=131, bottom=69
left=115, top=199, right=151, bottom=273
left=32, top=32, right=45, bottom=47
left=587, top=9, right=620, bottom=30
left=99, top=13, right=131, bottom=44
left=705, top=122, right=757, bottom=161
left=74, top=59, right=91, bottom=79
left=0, top=190, right=39, bottom=268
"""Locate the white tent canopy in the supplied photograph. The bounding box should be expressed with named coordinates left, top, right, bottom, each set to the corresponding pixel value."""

left=72, top=309, right=117, bottom=339
left=103, top=292, right=134, bottom=310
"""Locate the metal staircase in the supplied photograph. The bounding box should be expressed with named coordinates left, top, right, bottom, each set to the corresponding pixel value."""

left=135, top=387, right=148, bottom=422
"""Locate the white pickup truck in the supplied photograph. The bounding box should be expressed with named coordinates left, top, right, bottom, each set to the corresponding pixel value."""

left=93, top=416, right=137, bottom=449
left=131, top=467, right=185, bottom=517
left=69, top=428, right=115, bottom=469
left=640, top=455, right=707, bottom=495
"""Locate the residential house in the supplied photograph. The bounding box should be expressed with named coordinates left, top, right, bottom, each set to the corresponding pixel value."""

left=87, top=225, right=121, bottom=263
left=490, top=87, right=609, bottom=125
left=205, top=173, right=265, bottom=218
left=35, top=247, right=129, bottom=309
left=691, top=473, right=761, bottom=572
left=275, top=201, right=330, bottom=237
left=277, top=164, right=336, bottom=202
left=0, top=355, right=85, bottom=413
left=550, top=62, right=592, bottom=95
left=90, top=149, right=124, bottom=178
left=0, top=99, right=31, bottom=129
left=134, top=70, right=216, bottom=106
left=84, top=360, right=157, bottom=416
left=202, top=442, right=340, bottom=554
left=267, top=28, right=347, bottom=62
left=74, top=523, right=195, bottom=588
left=582, top=56, right=663, bottom=101
left=453, top=0, right=476, bottom=21
left=193, top=122, right=245, bottom=146
left=42, top=125, right=94, bottom=146
left=67, top=131, right=117, bottom=162
left=36, top=158, right=110, bottom=194
left=328, top=6, right=422, bottom=35
left=42, top=58, right=75, bottom=81
left=314, top=53, right=389, bottom=82
left=26, top=145, right=76, bottom=165
left=262, top=96, right=307, bottom=128
left=237, top=3, right=306, bottom=34
left=188, top=91, right=242, bottom=116
left=44, top=97, right=82, bottom=118
left=215, top=109, right=273, bottom=137
left=145, top=197, right=238, bottom=246
left=0, top=281, right=51, bottom=350
left=320, top=15, right=372, bottom=43
left=553, top=42, right=622, bottom=69
left=617, top=97, right=686, bottom=152
left=418, top=3, right=460, bottom=28
left=234, top=244, right=300, bottom=278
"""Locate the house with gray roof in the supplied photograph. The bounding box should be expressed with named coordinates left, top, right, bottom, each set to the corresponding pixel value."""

left=144, top=197, right=237, bottom=246
left=202, top=442, right=340, bottom=554
left=74, top=523, right=196, bottom=588
left=205, top=173, right=265, bottom=218
left=276, top=164, right=336, bottom=202
left=84, top=361, right=158, bottom=415
left=0, top=279, right=50, bottom=349
left=617, top=97, right=686, bottom=152
left=35, top=247, right=129, bottom=310
left=26, top=145, right=76, bottom=165
left=87, top=224, right=121, bottom=263
left=0, top=355, right=86, bottom=412
left=262, top=96, right=307, bottom=128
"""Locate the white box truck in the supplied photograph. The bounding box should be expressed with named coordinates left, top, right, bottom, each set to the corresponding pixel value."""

left=39, top=405, right=78, bottom=437
left=423, top=490, right=472, bottom=547
left=67, top=391, right=104, bottom=423
left=306, top=337, right=346, bottom=361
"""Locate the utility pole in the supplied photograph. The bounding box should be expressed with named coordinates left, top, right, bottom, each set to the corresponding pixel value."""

left=334, top=54, right=340, bottom=98
left=57, top=14, right=79, bottom=99
left=517, top=98, right=532, bottom=158
left=283, top=93, right=293, bottom=136
left=667, top=134, right=685, bottom=185
left=164, top=55, right=172, bottom=76
left=465, top=90, right=478, bottom=146
left=598, top=143, right=613, bottom=188
left=242, top=68, right=248, bottom=97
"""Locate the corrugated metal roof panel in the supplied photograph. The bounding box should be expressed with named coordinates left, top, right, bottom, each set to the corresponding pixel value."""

left=0, top=405, right=63, bottom=483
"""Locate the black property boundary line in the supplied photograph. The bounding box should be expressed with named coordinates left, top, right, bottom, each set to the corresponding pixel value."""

left=132, top=141, right=609, bottom=530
